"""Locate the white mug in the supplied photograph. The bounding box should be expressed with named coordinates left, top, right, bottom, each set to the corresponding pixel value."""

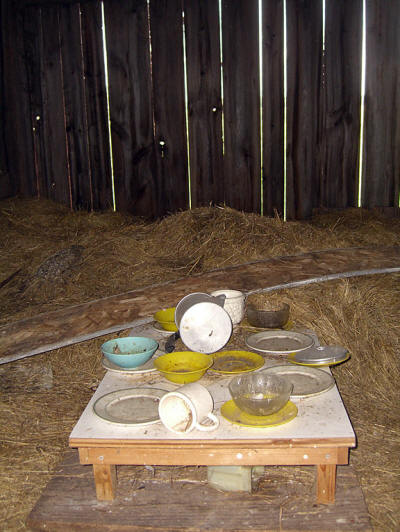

left=158, top=382, right=219, bottom=434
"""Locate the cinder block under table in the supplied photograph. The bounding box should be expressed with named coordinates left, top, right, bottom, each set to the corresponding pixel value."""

left=69, top=369, right=356, bottom=506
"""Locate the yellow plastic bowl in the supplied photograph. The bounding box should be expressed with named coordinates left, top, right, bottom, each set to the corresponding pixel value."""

left=153, top=307, right=178, bottom=332
left=154, top=351, right=213, bottom=384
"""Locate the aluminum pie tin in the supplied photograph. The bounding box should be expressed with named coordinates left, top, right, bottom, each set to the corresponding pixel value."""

left=290, top=345, right=348, bottom=365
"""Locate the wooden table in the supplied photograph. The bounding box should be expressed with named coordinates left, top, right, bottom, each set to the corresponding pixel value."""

left=69, top=337, right=356, bottom=505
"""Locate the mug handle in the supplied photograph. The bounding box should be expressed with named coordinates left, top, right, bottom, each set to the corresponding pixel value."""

left=196, top=412, right=220, bottom=432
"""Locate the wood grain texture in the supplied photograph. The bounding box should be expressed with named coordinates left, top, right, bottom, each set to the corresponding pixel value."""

left=80, top=2, right=113, bottom=210
left=363, top=0, right=400, bottom=208
left=104, top=0, right=157, bottom=216
left=93, top=464, right=116, bottom=501
left=262, top=0, right=284, bottom=217
left=40, top=6, right=70, bottom=204
left=59, top=3, right=91, bottom=210
left=286, top=0, right=322, bottom=220
left=1, top=2, right=36, bottom=198
left=184, top=0, right=224, bottom=208
left=317, top=463, right=337, bottom=504
left=150, top=0, right=189, bottom=216
left=0, top=246, right=399, bottom=364
left=76, top=445, right=350, bottom=467
left=319, top=0, right=362, bottom=209
left=27, top=450, right=372, bottom=531
left=222, top=0, right=261, bottom=213
left=22, top=6, right=48, bottom=200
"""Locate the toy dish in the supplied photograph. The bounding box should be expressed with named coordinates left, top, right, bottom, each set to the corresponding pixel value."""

left=245, top=330, right=314, bottom=355
left=154, top=351, right=213, bottom=384
left=209, top=350, right=264, bottom=374
left=102, top=356, right=156, bottom=374
left=93, top=387, right=167, bottom=425
left=153, top=307, right=178, bottom=332
left=228, top=370, right=292, bottom=416
left=288, top=345, right=349, bottom=367
left=262, top=365, right=335, bottom=398
left=246, top=302, right=290, bottom=328
left=221, top=400, right=297, bottom=428
left=101, top=337, right=158, bottom=369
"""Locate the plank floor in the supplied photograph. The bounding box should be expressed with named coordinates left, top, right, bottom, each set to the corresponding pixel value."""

left=27, top=451, right=371, bottom=531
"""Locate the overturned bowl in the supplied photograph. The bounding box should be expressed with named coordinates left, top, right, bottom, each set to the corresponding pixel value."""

left=246, top=302, right=290, bottom=328
left=228, top=370, right=292, bottom=416
left=153, top=307, right=178, bottom=332
left=101, top=337, right=159, bottom=369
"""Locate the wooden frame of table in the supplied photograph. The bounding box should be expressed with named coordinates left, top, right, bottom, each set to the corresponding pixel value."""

left=71, top=436, right=353, bottom=504
left=69, top=368, right=356, bottom=506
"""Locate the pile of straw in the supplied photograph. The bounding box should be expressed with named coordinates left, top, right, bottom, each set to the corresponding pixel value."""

left=0, top=198, right=399, bottom=530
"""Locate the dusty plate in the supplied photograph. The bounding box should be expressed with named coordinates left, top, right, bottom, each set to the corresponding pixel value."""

left=102, top=357, right=157, bottom=374
left=245, top=330, right=314, bottom=355
left=221, top=400, right=298, bottom=428
left=93, top=387, right=167, bottom=425
left=209, top=350, right=265, bottom=374
left=289, top=346, right=350, bottom=367
left=262, top=365, right=335, bottom=398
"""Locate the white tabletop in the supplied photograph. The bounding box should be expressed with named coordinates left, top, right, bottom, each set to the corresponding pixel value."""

left=69, top=368, right=355, bottom=443
left=70, top=321, right=355, bottom=444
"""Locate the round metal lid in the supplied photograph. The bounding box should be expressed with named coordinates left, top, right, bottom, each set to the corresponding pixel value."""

left=179, top=301, right=233, bottom=354
left=291, top=345, right=348, bottom=365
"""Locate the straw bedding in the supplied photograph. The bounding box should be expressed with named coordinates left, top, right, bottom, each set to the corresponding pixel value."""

left=0, top=198, right=399, bottom=531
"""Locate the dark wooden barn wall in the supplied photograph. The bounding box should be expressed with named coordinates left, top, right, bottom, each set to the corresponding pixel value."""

left=0, top=0, right=399, bottom=218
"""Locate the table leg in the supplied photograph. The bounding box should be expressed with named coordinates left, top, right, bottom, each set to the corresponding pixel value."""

left=93, top=464, right=117, bottom=501
left=316, top=464, right=336, bottom=504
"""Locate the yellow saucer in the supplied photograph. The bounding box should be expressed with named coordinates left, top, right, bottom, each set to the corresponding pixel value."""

left=220, top=400, right=298, bottom=428
left=209, top=350, right=265, bottom=374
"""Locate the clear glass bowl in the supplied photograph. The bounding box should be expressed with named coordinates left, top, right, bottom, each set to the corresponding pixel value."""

left=228, top=370, right=292, bottom=416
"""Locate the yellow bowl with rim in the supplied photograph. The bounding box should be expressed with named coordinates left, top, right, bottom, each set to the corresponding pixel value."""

left=154, top=351, right=212, bottom=384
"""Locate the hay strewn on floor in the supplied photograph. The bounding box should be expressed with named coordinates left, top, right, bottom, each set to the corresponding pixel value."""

left=0, top=198, right=399, bottom=531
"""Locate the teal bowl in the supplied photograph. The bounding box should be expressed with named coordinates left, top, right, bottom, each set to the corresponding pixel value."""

left=101, top=337, right=159, bottom=369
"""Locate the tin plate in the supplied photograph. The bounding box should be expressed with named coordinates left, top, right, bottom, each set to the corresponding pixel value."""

left=93, top=387, right=167, bottom=425
left=262, top=365, right=335, bottom=398
left=102, top=356, right=157, bottom=374
left=245, top=330, right=314, bottom=355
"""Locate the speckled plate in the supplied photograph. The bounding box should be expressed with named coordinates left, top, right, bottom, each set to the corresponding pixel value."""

left=245, top=330, right=314, bottom=355
left=262, top=365, right=335, bottom=398
left=221, top=400, right=298, bottom=428
left=93, top=387, right=167, bottom=425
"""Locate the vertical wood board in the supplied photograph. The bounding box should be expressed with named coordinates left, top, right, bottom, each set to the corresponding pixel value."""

left=80, top=2, right=113, bottom=211
left=40, top=6, right=71, bottom=204
left=59, top=4, right=92, bottom=210
left=22, top=6, right=49, bottom=200
left=261, top=0, right=284, bottom=217
left=184, top=0, right=224, bottom=208
left=318, top=0, right=362, bottom=209
left=104, top=0, right=156, bottom=217
left=222, top=0, right=261, bottom=213
left=1, top=2, right=36, bottom=198
left=363, top=0, right=400, bottom=208
left=150, top=0, right=189, bottom=216
left=286, top=0, right=322, bottom=219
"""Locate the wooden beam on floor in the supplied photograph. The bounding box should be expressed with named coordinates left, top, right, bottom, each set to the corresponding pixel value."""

left=27, top=450, right=372, bottom=531
left=1, top=246, right=399, bottom=364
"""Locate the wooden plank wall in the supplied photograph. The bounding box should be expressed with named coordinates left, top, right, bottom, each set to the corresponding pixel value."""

left=0, top=0, right=399, bottom=217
